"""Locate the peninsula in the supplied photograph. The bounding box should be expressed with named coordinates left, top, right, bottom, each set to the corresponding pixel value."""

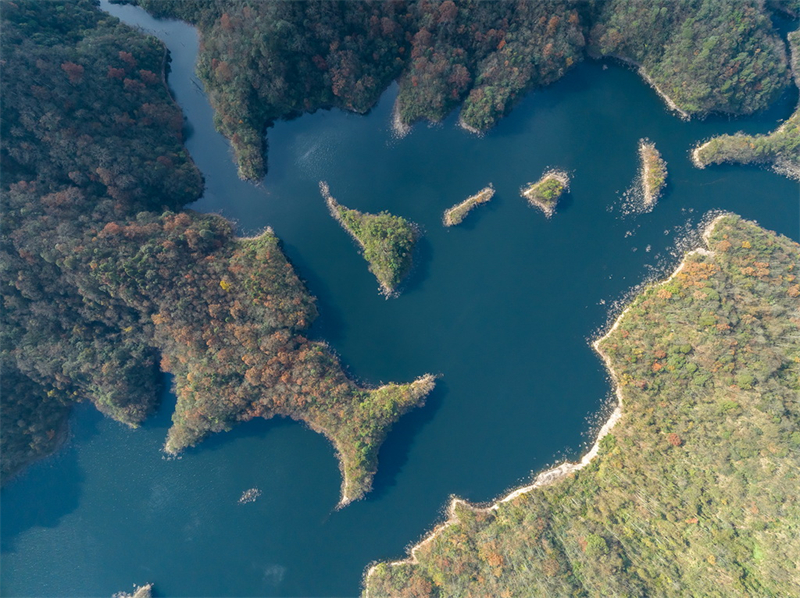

left=521, top=170, right=570, bottom=217
left=692, top=30, right=799, bottom=180
left=443, top=186, right=494, bottom=227
left=638, top=139, right=668, bottom=208
left=321, top=182, right=419, bottom=297
left=365, top=215, right=800, bottom=597
left=1, top=1, right=436, bottom=507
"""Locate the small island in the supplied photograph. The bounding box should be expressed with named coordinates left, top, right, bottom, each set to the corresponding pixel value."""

left=638, top=139, right=667, bottom=208
left=113, top=584, right=153, bottom=598
left=320, top=181, right=419, bottom=297
left=238, top=488, right=261, bottom=504
left=520, top=170, right=570, bottom=217
left=443, top=185, right=495, bottom=227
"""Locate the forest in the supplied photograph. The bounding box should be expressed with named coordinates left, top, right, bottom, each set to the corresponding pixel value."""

left=0, top=0, right=435, bottom=504
left=366, top=215, right=800, bottom=597
left=693, top=30, right=800, bottom=179
left=132, top=0, right=793, bottom=180
left=322, top=182, right=419, bottom=297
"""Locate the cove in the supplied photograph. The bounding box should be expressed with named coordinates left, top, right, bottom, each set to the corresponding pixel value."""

left=1, top=3, right=798, bottom=597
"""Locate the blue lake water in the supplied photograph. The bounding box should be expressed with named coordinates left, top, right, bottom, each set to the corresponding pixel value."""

left=1, top=4, right=798, bottom=596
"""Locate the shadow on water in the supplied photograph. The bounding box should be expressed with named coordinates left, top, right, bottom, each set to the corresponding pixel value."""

left=184, top=416, right=299, bottom=456
left=401, top=234, right=433, bottom=296
left=0, top=405, right=103, bottom=552
left=369, top=380, right=447, bottom=501
left=283, top=240, right=347, bottom=345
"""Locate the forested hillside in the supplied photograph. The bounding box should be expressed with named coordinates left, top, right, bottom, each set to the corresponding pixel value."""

left=692, top=29, right=800, bottom=179
left=366, top=215, right=800, bottom=597
left=134, top=0, right=791, bottom=180
left=0, top=0, right=435, bottom=504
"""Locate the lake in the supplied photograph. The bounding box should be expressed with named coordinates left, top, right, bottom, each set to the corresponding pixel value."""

left=1, top=3, right=798, bottom=596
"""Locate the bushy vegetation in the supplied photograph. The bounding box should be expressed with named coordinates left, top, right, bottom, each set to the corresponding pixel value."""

left=443, top=186, right=494, bottom=227
left=1, top=0, right=202, bottom=479
left=692, top=30, right=800, bottom=179
left=521, top=171, right=569, bottom=217
left=322, top=183, right=419, bottom=297
left=131, top=0, right=790, bottom=180
left=1, top=1, right=435, bottom=502
left=639, top=139, right=668, bottom=207
left=366, top=215, right=800, bottom=597
left=590, top=0, right=790, bottom=116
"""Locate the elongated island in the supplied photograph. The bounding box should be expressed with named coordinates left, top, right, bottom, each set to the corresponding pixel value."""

left=321, top=181, right=419, bottom=297
left=638, top=139, right=667, bottom=209
left=365, top=214, right=800, bottom=597
left=521, top=170, right=570, bottom=217
left=443, top=185, right=494, bottom=227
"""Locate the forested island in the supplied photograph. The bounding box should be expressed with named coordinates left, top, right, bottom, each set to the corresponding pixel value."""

left=692, top=29, right=800, bottom=179
left=131, top=0, right=793, bottom=180
left=443, top=186, right=494, bottom=227
left=365, top=215, right=800, bottom=597
left=638, top=139, right=668, bottom=209
left=521, top=170, right=570, bottom=217
left=321, top=182, right=419, bottom=297
left=0, top=0, right=436, bottom=505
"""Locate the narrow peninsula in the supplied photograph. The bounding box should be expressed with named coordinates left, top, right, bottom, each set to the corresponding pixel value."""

left=365, top=214, right=800, bottom=597
left=638, top=139, right=668, bottom=208
left=443, top=185, right=494, bottom=227
left=521, top=170, right=570, bottom=217
left=692, top=29, right=800, bottom=180
left=321, top=182, right=419, bottom=297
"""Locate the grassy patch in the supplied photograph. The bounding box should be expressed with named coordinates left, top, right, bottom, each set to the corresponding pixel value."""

left=521, top=170, right=570, bottom=218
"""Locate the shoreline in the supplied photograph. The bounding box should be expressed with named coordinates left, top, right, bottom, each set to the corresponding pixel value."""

left=363, top=214, right=728, bottom=595
left=691, top=140, right=709, bottom=168
left=610, top=55, right=691, bottom=121
left=390, top=99, right=411, bottom=138
left=457, top=114, right=482, bottom=135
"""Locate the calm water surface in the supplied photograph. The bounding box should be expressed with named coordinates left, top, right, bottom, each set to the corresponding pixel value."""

left=2, top=4, right=798, bottom=596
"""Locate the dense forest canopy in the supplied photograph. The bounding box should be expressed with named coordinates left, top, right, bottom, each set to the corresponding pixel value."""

left=693, top=29, right=800, bottom=179
left=366, top=216, right=800, bottom=598
left=0, top=0, right=434, bottom=504
left=133, top=0, right=792, bottom=180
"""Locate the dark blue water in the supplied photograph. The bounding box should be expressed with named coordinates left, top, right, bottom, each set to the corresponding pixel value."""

left=2, top=4, right=798, bottom=596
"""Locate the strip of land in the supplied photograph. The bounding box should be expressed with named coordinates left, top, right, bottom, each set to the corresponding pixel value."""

left=638, top=139, right=668, bottom=209
left=443, top=186, right=494, bottom=227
